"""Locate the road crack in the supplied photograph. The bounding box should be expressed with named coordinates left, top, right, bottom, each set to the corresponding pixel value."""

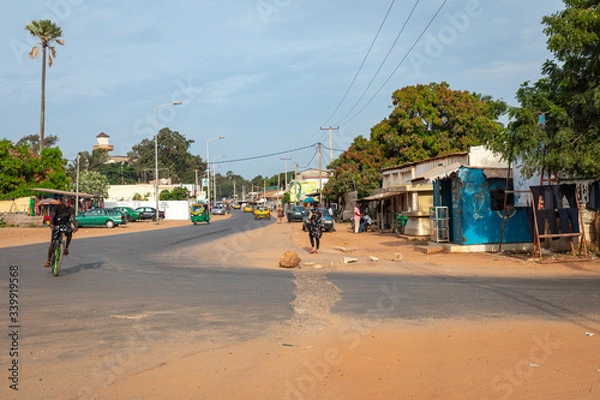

left=290, top=268, right=342, bottom=330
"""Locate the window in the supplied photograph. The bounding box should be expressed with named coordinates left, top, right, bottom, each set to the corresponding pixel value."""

left=490, top=188, right=513, bottom=211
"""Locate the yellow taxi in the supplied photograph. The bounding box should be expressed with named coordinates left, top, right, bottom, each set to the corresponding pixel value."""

left=243, top=204, right=253, bottom=213
left=253, top=205, right=271, bottom=220
left=233, top=203, right=241, bottom=209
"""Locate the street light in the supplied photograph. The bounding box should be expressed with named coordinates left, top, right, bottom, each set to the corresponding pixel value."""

left=205, top=136, right=225, bottom=204
left=212, top=155, right=226, bottom=205
left=154, top=101, right=182, bottom=222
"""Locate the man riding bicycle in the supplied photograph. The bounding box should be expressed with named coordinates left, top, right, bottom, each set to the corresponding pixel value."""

left=44, top=196, right=77, bottom=268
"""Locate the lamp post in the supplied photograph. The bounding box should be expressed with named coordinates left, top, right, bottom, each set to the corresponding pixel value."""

left=75, top=153, right=80, bottom=214
left=212, top=155, right=226, bottom=205
left=154, top=101, right=182, bottom=222
left=205, top=136, right=225, bottom=205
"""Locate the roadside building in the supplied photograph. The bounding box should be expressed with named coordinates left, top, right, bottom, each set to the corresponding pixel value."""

left=375, top=146, right=507, bottom=236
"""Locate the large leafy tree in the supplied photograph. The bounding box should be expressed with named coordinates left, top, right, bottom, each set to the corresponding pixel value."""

left=373, top=82, right=505, bottom=163
left=25, top=20, right=65, bottom=153
left=497, top=1, right=600, bottom=178
left=0, top=139, right=68, bottom=200
left=325, top=136, right=390, bottom=199
left=128, top=128, right=206, bottom=183
left=325, top=82, right=506, bottom=200
left=98, top=162, right=138, bottom=185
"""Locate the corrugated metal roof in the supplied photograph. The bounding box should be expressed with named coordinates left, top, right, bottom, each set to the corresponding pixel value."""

left=411, top=162, right=462, bottom=183
left=381, top=151, right=469, bottom=172
left=359, top=191, right=403, bottom=201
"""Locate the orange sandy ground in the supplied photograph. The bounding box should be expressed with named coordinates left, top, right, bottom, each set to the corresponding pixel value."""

left=1, top=215, right=599, bottom=399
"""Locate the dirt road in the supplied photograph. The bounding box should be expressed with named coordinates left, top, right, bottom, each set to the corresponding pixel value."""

left=1, top=217, right=599, bottom=399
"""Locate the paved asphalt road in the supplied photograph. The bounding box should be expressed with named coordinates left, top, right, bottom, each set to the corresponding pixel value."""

left=1, top=211, right=599, bottom=356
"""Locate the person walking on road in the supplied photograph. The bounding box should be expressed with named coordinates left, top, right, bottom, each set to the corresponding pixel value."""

left=308, top=202, right=322, bottom=254
left=277, top=206, right=284, bottom=224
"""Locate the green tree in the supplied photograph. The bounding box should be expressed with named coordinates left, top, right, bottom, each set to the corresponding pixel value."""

left=494, top=1, right=600, bottom=178
left=132, top=192, right=151, bottom=201
left=16, top=134, right=59, bottom=154
left=0, top=139, right=68, bottom=200
left=159, top=186, right=189, bottom=200
left=373, top=82, right=505, bottom=163
left=128, top=128, right=206, bottom=183
left=65, top=149, right=112, bottom=183
left=98, top=162, right=138, bottom=185
left=324, top=136, right=388, bottom=199
left=25, top=20, right=65, bottom=153
left=325, top=82, right=505, bottom=200
left=74, top=170, right=109, bottom=197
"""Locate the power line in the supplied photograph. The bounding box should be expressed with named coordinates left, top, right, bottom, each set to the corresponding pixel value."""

left=212, top=144, right=316, bottom=165
left=322, top=145, right=347, bottom=153
left=321, top=0, right=397, bottom=126
left=340, top=0, right=448, bottom=127
left=298, top=147, right=319, bottom=169
left=304, top=1, right=398, bottom=148
left=335, top=0, right=421, bottom=126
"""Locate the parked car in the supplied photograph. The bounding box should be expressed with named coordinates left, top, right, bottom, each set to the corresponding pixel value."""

left=302, top=208, right=335, bottom=232
left=286, top=205, right=306, bottom=223
left=212, top=205, right=227, bottom=215
left=243, top=204, right=254, bottom=213
left=112, top=206, right=140, bottom=222
left=135, top=207, right=165, bottom=220
left=112, top=208, right=128, bottom=225
left=254, top=206, right=271, bottom=220
left=76, top=208, right=124, bottom=228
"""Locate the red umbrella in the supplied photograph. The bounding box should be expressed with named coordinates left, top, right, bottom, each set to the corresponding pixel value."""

left=36, top=198, right=59, bottom=206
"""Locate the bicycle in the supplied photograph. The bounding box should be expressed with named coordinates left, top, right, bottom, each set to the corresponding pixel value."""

left=49, top=225, right=69, bottom=276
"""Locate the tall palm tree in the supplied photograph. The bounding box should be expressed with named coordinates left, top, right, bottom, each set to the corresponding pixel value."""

left=25, top=19, right=65, bottom=154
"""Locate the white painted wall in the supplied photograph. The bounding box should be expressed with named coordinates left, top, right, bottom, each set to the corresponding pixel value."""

left=468, top=146, right=508, bottom=168
left=107, top=184, right=193, bottom=202
left=104, top=200, right=191, bottom=220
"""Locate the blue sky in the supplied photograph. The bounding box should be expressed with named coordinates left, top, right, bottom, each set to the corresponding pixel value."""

left=1, top=0, right=565, bottom=180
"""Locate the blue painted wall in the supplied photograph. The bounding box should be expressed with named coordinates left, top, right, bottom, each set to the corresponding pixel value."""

left=436, top=167, right=532, bottom=245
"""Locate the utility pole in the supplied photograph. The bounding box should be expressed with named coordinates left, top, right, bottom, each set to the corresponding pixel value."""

left=75, top=153, right=80, bottom=214
left=233, top=179, right=236, bottom=199
left=318, top=142, right=323, bottom=197
left=320, top=126, right=339, bottom=163
left=281, top=157, right=291, bottom=191
left=195, top=169, right=199, bottom=198
left=294, top=162, right=298, bottom=181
